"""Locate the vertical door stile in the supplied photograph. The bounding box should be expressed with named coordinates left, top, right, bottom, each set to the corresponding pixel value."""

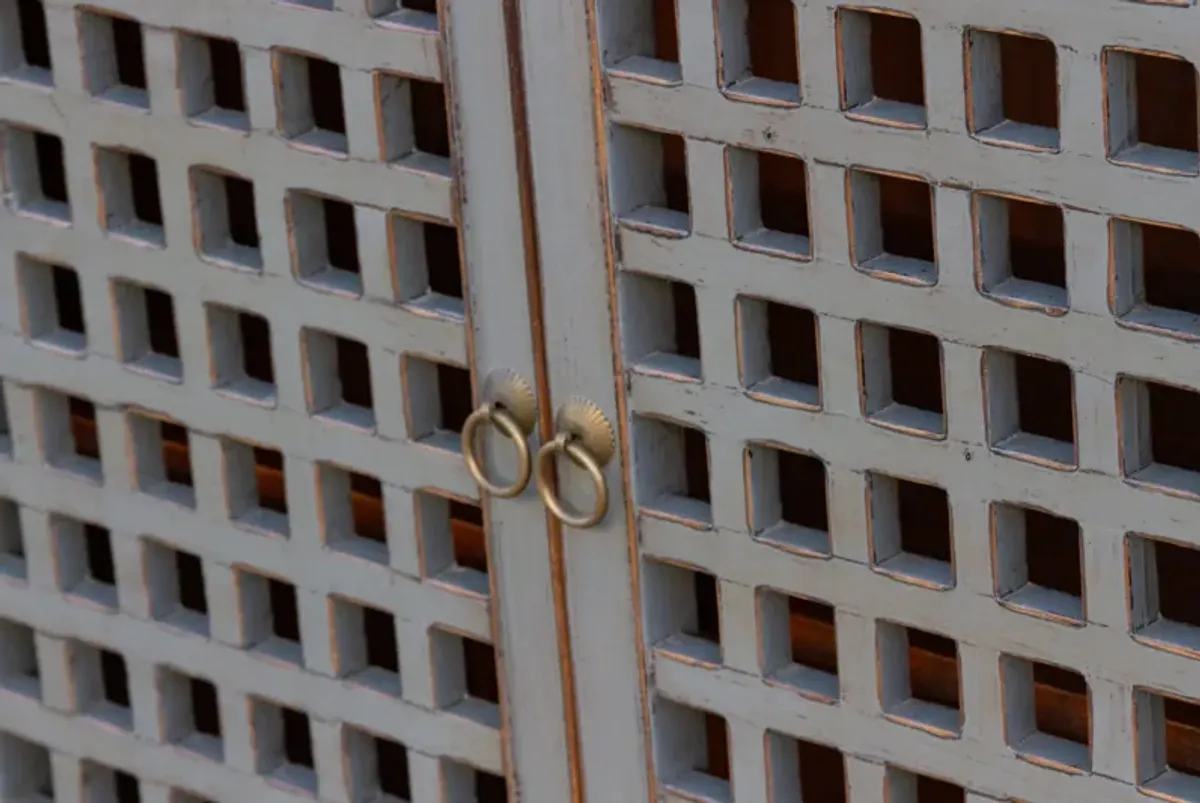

left=515, top=1, right=656, bottom=803
left=442, top=0, right=576, bottom=800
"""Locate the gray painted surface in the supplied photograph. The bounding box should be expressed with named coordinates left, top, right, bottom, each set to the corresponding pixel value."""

left=0, top=1, right=569, bottom=801
left=3, top=0, right=1200, bottom=802
left=521, top=0, right=1200, bottom=802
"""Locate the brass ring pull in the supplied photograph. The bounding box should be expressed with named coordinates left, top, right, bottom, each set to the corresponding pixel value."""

left=535, top=397, right=616, bottom=529
left=535, top=434, right=609, bottom=529
left=461, top=404, right=532, bottom=498
left=460, top=370, right=538, bottom=499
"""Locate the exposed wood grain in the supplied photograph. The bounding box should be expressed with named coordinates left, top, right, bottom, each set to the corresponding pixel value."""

left=1135, top=51, right=1198, bottom=153
left=653, top=0, right=679, bottom=62
left=869, top=12, right=925, bottom=107
left=746, top=0, right=798, bottom=85
left=998, top=32, right=1058, bottom=130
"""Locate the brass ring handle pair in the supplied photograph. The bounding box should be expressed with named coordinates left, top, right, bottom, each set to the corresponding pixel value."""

left=460, top=375, right=614, bottom=529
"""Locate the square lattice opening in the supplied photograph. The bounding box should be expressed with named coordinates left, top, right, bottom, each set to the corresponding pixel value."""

left=345, top=729, right=412, bottom=803
left=52, top=516, right=116, bottom=609
left=0, top=498, right=25, bottom=580
left=738, top=298, right=819, bottom=407
left=993, top=504, right=1083, bottom=624
left=36, top=389, right=102, bottom=482
left=0, top=0, right=52, bottom=85
left=129, top=415, right=195, bottom=507
left=1111, top=217, right=1200, bottom=339
left=161, top=668, right=222, bottom=761
left=716, top=0, right=799, bottom=103
left=431, top=629, right=500, bottom=722
left=600, top=0, right=679, bottom=81
left=0, top=616, right=39, bottom=697
left=79, top=10, right=147, bottom=108
left=849, top=169, right=936, bottom=284
left=402, top=356, right=472, bottom=449
left=48, top=397, right=94, bottom=475
left=191, top=167, right=260, bottom=270
left=0, top=731, right=52, bottom=800
left=767, top=732, right=847, bottom=803
left=747, top=444, right=828, bottom=555
left=633, top=417, right=711, bottom=525
left=879, top=623, right=961, bottom=737
left=727, top=148, right=810, bottom=258
left=224, top=441, right=288, bottom=537
left=3, top=125, right=68, bottom=222
left=144, top=539, right=209, bottom=635
left=289, top=192, right=361, bottom=295
left=376, top=72, right=450, bottom=164
left=837, top=9, right=925, bottom=128
left=18, top=256, right=85, bottom=353
left=207, top=304, right=275, bottom=404
left=417, top=491, right=488, bottom=593
left=869, top=473, right=953, bottom=588
left=71, top=642, right=131, bottom=729
left=1129, top=534, right=1200, bottom=656
left=975, top=192, right=1067, bottom=313
left=1119, top=377, right=1200, bottom=497
left=760, top=590, right=837, bottom=700
left=238, top=570, right=303, bottom=665
left=304, top=329, right=375, bottom=429
left=655, top=699, right=731, bottom=802
left=622, top=273, right=701, bottom=381
left=1002, top=656, right=1091, bottom=772
left=610, top=126, right=690, bottom=237
left=252, top=700, right=316, bottom=793
left=275, top=50, right=346, bottom=154
left=178, top=32, right=246, bottom=130
left=332, top=597, right=400, bottom=694
left=390, top=215, right=463, bottom=315
left=113, top=281, right=180, bottom=380
left=644, top=560, right=720, bottom=665
left=1106, top=48, right=1199, bottom=174
left=96, top=147, right=164, bottom=246
left=319, top=464, right=388, bottom=562
left=984, top=349, right=1076, bottom=468
left=0, top=646, right=34, bottom=711
left=1135, top=688, right=1200, bottom=799
left=392, top=217, right=461, bottom=309
left=966, top=29, right=1059, bottom=151
left=859, top=323, right=945, bottom=438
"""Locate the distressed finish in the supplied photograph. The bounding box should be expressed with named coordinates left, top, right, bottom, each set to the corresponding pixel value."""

left=6, top=0, right=1200, bottom=802
left=520, top=0, right=1200, bottom=802
left=0, top=0, right=572, bottom=802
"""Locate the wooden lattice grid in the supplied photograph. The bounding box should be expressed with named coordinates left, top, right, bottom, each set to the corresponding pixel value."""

left=0, top=1, right=511, bottom=801
left=595, top=0, right=1200, bottom=801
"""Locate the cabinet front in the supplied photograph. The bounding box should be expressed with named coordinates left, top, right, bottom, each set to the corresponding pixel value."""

left=0, top=1, right=570, bottom=801
left=519, top=1, right=1200, bottom=802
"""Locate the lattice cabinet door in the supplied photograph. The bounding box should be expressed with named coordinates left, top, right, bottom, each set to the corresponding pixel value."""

left=0, top=1, right=574, bottom=802
left=519, top=0, right=1200, bottom=802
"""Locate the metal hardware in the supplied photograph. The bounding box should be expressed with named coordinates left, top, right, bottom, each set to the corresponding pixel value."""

left=535, top=397, right=615, bottom=528
left=461, top=369, right=537, bottom=498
